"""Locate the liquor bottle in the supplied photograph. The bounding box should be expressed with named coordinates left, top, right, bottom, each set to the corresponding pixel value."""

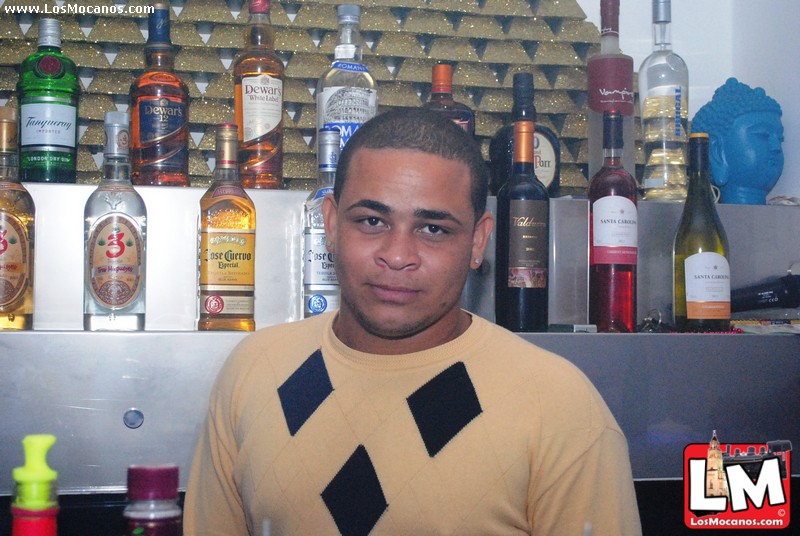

left=84, top=111, right=147, bottom=331
left=11, top=434, right=59, bottom=536
left=124, top=465, right=182, bottom=536
left=422, top=63, right=475, bottom=137
left=588, top=111, right=638, bottom=333
left=587, top=0, right=635, bottom=181
left=489, top=72, right=560, bottom=197
left=0, top=107, right=35, bottom=331
left=639, top=0, right=689, bottom=201
left=17, top=18, right=79, bottom=183
left=198, top=124, right=256, bottom=331
left=303, top=127, right=340, bottom=317
left=316, top=4, right=377, bottom=152
left=130, top=2, right=190, bottom=187
left=673, top=133, right=730, bottom=332
left=234, top=0, right=285, bottom=189
left=494, top=115, right=549, bottom=332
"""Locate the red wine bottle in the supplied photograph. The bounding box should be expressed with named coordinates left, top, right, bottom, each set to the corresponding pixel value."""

left=588, top=110, right=638, bottom=332
left=495, top=114, right=549, bottom=332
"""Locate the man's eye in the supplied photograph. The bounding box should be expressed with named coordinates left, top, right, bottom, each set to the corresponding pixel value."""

left=422, top=224, right=447, bottom=235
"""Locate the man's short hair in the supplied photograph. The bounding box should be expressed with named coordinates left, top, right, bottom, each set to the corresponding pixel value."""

left=333, top=107, right=489, bottom=222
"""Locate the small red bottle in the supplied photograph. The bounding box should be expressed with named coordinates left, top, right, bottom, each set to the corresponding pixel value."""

left=124, top=464, right=182, bottom=536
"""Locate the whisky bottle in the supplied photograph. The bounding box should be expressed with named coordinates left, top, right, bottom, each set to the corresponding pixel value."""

left=84, top=111, right=147, bottom=331
left=234, top=0, right=285, bottom=189
left=198, top=124, right=256, bottom=331
left=588, top=111, right=638, bottom=333
left=489, top=72, right=560, bottom=197
left=0, top=107, right=35, bottom=330
left=422, top=63, right=475, bottom=137
left=303, top=127, right=340, bottom=317
left=494, top=114, right=549, bottom=332
left=130, top=1, right=190, bottom=187
left=673, top=133, right=730, bottom=332
left=17, top=18, right=79, bottom=183
left=316, top=4, right=377, bottom=152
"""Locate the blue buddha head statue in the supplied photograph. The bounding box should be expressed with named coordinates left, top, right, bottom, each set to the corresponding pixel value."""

left=691, top=78, right=783, bottom=204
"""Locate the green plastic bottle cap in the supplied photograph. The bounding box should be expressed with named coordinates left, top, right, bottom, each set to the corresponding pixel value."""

left=12, top=434, right=58, bottom=511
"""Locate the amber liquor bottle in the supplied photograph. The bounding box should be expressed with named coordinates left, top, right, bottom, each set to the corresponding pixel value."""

left=0, top=107, right=35, bottom=330
left=422, top=63, right=475, bottom=137
left=130, top=2, right=190, bottom=186
left=234, top=0, right=284, bottom=189
left=198, top=124, right=256, bottom=331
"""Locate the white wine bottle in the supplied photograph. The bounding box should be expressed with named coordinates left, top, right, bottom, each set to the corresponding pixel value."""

left=673, top=133, right=730, bottom=332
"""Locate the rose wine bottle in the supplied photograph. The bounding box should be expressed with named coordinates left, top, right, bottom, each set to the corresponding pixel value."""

left=673, top=133, right=731, bottom=332
left=422, top=63, right=475, bottom=137
left=588, top=110, right=638, bottom=333
left=495, top=114, right=549, bottom=332
left=587, top=0, right=635, bottom=181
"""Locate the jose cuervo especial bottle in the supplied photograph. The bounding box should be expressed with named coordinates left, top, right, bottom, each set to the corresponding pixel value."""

left=673, top=133, right=731, bottom=332
left=234, top=0, right=285, bottom=188
left=588, top=111, right=638, bottom=333
left=130, top=1, right=190, bottom=186
left=198, top=124, right=256, bottom=331
left=316, top=4, right=377, bottom=152
left=0, top=107, right=35, bottom=330
left=84, top=112, right=147, bottom=331
left=17, top=18, right=79, bottom=183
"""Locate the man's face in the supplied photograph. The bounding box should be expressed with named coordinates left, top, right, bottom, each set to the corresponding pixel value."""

left=724, top=111, right=784, bottom=190
left=322, top=148, right=492, bottom=353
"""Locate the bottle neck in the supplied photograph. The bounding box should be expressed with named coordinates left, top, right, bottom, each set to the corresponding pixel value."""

left=600, top=33, right=620, bottom=55
left=245, top=12, right=274, bottom=48
left=652, top=21, right=672, bottom=51
left=512, top=120, right=535, bottom=170
left=145, top=47, right=174, bottom=71
left=317, top=170, right=335, bottom=190
left=102, top=155, right=131, bottom=183
left=334, top=21, right=362, bottom=61
left=602, top=148, right=624, bottom=168
left=0, top=152, right=19, bottom=183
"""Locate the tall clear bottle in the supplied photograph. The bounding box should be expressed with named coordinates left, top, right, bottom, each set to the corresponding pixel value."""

left=130, top=2, right=190, bottom=187
left=0, top=107, right=34, bottom=331
left=17, top=18, right=79, bottom=183
left=588, top=111, right=638, bottom=333
left=639, top=0, right=689, bottom=201
left=587, top=0, right=635, bottom=180
left=303, top=127, right=340, bottom=317
left=316, top=4, right=377, bottom=152
left=84, top=112, right=147, bottom=331
left=234, top=0, right=285, bottom=189
left=673, top=133, right=730, bottom=332
left=422, top=63, right=475, bottom=137
left=198, top=124, right=256, bottom=331
left=489, top=72, right=561, bottom=197
left=495, top=115, right=549, bottom=332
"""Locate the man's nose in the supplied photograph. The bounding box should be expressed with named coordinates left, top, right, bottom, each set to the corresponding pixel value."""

left=377, top=231, right=420, bottom=270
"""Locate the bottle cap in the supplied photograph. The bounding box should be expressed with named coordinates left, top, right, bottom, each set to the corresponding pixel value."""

left=600, top=0, right=620, bottom=37
left=104, top=111, right=130, bottom=157
left=147, top=3, right=171, bottom=46
left=602, top=110, right=624, bottom=150
left=250, top=0, right=270, bottom=15
left=12, top=434, right=58, bottom=511
left=431, top=63, right=453, bottom=94
left=653, top=0, right=671, bottom=24
left=512, top=72, right=534, bottom=101
left=127, top=464, right=179, bottom=501
left=0, top=107, right=18, bottom=153
left=337, top=4, right=361, bottom=24
left=38, top=18, right=61, bottom=48
left=215, top=123, right=238, bottom=169
left=317, top=127, right=340, bottom=173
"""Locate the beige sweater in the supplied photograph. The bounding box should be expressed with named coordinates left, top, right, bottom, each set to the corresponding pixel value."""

left=184, top=312, right=641, bottom=536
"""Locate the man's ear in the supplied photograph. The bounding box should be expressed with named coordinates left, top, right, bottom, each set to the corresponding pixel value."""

left=321, top=194, right=338, bottom=252
left=471, top=211, right=494, bottom=265
left=708, top=135, right=729, bottom=187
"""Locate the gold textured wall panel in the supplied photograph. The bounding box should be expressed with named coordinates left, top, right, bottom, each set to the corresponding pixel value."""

left=0, top=0, right=631, bottom=193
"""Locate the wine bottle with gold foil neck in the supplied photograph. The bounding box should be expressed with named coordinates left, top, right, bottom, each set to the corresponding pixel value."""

left=0, top=107, right=35, bottom=330
left=673, top=133, right=731, bottom=332
left=198, top=124, right=256, bottom=331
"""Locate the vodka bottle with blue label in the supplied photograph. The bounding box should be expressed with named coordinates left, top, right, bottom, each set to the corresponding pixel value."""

left=303, top=128, right=340, bottom=317
left=316, top=4, right=377, bottom=152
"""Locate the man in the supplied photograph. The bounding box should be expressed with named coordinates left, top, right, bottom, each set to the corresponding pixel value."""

left=185, top=108, right=641, bottom=535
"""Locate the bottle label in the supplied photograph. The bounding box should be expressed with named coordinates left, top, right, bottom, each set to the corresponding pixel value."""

left=20, top=101, right=78, bottom=149
left=534, top=132, right=557, bottom=189
left=136, top=97, right=188, bottom=171
left=591, top=196, right=637, bottom=265
left=331, top=61, right=369, bottom=73
left=319, top=86, right=377, bottom=148
left=87, top=214, right=145, bottom=309
left=588, top=56, right=634, bottom=116
left=304, top=229, right=337, bottom=285
left=305, top=292, right=340, bottom=316
left=0, top=212, right=31, bottom=307
left=241, top=75, right=283, bottom=143
left=199, top=229, right=255, bottom=315
left=684, top=252, right=731, bottom=319
left=506, top=199, right=548, bottom=289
